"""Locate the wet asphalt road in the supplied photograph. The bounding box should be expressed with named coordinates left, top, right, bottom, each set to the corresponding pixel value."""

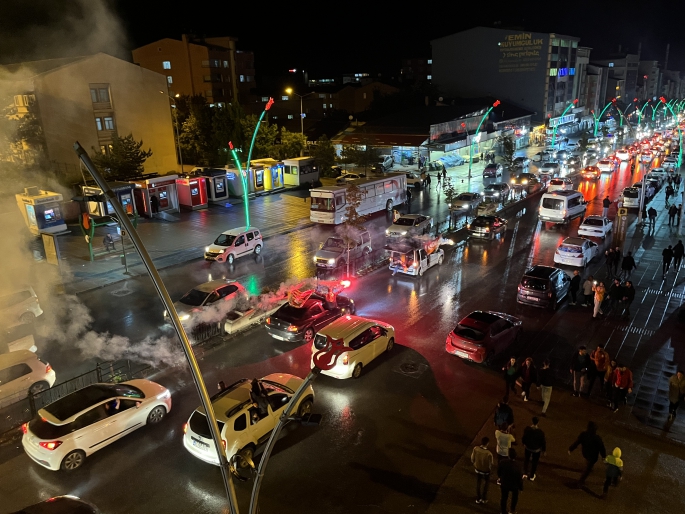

left=0, top=146, right=662, bottom=513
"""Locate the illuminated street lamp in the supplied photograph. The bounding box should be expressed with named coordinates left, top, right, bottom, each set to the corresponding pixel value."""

left=638, top=100, right=652, bottom=126
left=468, top=100, right=500, bottom=179
left=551, top=99, right=578, bottom=147
left=285, top=88, right=314, bottom=135
left=593, top=99, right=616, bottom=137
left=160, top=91, right=184, bottom=174
left=659, top=96, right=683, bottom=168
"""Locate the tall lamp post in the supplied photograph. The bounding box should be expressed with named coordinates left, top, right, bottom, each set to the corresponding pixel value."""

left=285, top=88, right=314, bottom=136
left=659, top=96, right=683, bottom=168
left=593, top=99, right=616, bottom=137
left=551, top=98, right=578, bottom=147
left=638, top=100, right=652, bottom=127
left=160, top=91, right=184, bottom=174
left=468, top=100, right=500, bottom=179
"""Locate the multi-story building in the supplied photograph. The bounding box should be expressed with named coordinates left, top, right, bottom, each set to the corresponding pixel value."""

left=132, top=34, right=255, bottom=105
left=585, top=64, right=609, bottom=115
left=0, top=53, right=177, bottom=181
left=660, top=70, right=683, bottom=99
left=590, top=53, right=639, bottom=104
left=431, top=27, right=581, bottom=122
left=637, top=60, right=659, bottom=101
left=574, top=47, right=591, bottom=111
left=400, top=57, right=432, bottom=83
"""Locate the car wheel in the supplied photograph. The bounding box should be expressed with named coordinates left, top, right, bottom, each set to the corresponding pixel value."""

left=386, top=200, right=393, bottom=211
left=386, top=337, right=394, bottom=352
left=298, top=398, right=313, bottom=417
left=438, top=255, right=444, bottom=265
left=237, top=445, right=255, bottom=469
left=227, top=253, right=235, bottom=265
left=29, top=381, right=49, bottom=395
left=418, top=266, right=424, bottom=277
left=352, top=363, right=363, bottom=379
left=254, top=244, right=262, bottom=255
left=20, top=312, right=36, bottom=324
left=147, top=405, right=167, bottom=425
left=61, top=450, right=86, bottom=471
left=303, top=328, right=315, bottom=344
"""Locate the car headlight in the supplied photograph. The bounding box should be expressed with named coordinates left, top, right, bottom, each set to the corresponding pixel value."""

left=313, top=256, right=317, bottom=262
left=522, top=180, right=528, bottom=184
left=328, top=258, right=335, bottom=265
left=163, top=310, right=168, bottom=317
left=179, top=314, right=190, bottom=321
left=385, top=229, right=390, bottom=234
left=204, top=247, right=209, bottom=252
left=494, top=193, right=500, bottom=197
left=157, top=391, right=171, bottom=400
left=401, top=231, right=407, bottom=236
left=511, top=179, right=515, bottom=183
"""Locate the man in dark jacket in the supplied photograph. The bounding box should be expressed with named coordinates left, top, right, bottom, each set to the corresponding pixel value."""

left=602, top=196, right=611, bottom=217
left=569, top=346, right=589, bottom=397
left=502, top=357, right=519, bottom=400
left=668, top=204, right=678, bottom=226
left=663, top=245, right=674, bottom=276
left=569, top=270, right=581, bottom=305
left=673, top=240, right=684, bottom=271
left=620, top=281, right=636, bottom=318
left=604, top=249, right=615, bottom=279
left=498, top=448, right=524, bottom=514
left=606, top=278, right=624, bottom=316
left=537, top=359, right=554, bottom=415
left=620, top=251, right=637, bottom=280
left=519, top=357, right=537, bottom=402
left=522, top=417, right=546, bottom=481
left=568, top=421, right=607, bottom=485
left=493, top=397, right=515, bottom=430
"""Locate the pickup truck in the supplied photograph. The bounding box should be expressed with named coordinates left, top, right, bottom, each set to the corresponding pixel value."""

left=314, top=230, right=372, bottom=269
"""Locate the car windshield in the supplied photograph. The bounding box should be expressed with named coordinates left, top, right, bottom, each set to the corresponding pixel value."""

left=323, top=237, right=345, bottom=250
left=214, top=234, right=236, bottom=246
left=457, top=193, right=474, bottom=200
left=179, top=288, right=210, bottom=306
left=521, top=277, right=547, bottom=291
left=472, top=218, right=491, bottom=227
left=189, top=410, right=225, bottom=438
left=486, top=184, right=505, bottom=191
left=542, top=198, right=564, bottom=210
left=599, top=160, right=610, bottom=164
left=311, top=196, right=335, bottom=212
left=550, top=179, right=563, bottom=185
left=394, top=218, right=416, bottom=226
left=454, top=326, right=485, bottom=342
left=275, top=304, right=310, bottom=322
left=624, top=190, right=639, bottom=198
left=583, top=218, right=603, bottom=226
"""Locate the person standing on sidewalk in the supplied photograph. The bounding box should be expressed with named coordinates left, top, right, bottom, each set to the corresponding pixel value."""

left=613, top=247, right=621, bottom=277
left=519, top=358, right=537, bottom=402
left=471, top=436, right=494, bottom=504
left=604, top=250, right=615, bottom=280
left=666, top=184, right=675, bottom=206
left=495, top=425, right=516, bottom=464
left=601, top=447, right=624, bottom=498
left=602, top=196, right=611, bottom=217
left=498, top=448, right=524, bottom=514
left=620, top=281, right=636, bottom=318
left=668, top=370, right=685, bottom=420
left=503, top=357, right=519, bottom=399
left=582, top=275, right=594, bottom=307
left=668, top=204, right=678, bottom=226
left=606, top=278, right=623, bottom=317
left=522, top=417, right=546, bottom=481
left=568, top=421, right=607, bottom=486
left=442, top=166, right=447, bottom=181
left=620, top=251, right=637, bottom=280
left=494, top=397, right=515, bottom=432
left=537, top=359, right=554, bottom=416
left=436, top=172, right=441, bottom=189
left=570, top=346, right=590, bottom=397
left=588, top=344, right=610, bottom=396
left=673, top=240, right=684, bottom=271
left=604, top=359, right=617, bottom=399
left=648, top=206, right=657, bottom=228
left=662, top=245, right=674, bottom=276
left=610, top=364, right=633, bottom=412
left=592, top=280, right=606, bottom=318
left=569, top=270, right=581, bottom=305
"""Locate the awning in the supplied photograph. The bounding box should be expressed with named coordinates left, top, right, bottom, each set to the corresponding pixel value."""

left=333, top=133, right=428, bottom=147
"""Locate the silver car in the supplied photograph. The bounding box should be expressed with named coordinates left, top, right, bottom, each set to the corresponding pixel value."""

left=450, top=192, right=482, bottom=211
left=483, top=183, right=510, bottom=202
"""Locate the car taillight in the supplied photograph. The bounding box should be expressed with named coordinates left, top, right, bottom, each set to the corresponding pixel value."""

left=222, top=440, right=227, bottom=450
left=547, top=292, right=553, bottom=298
left=45, top=364, right=52, bottom=373
left=22, top=423, right=28, bottom=434
left=265, top=317, right=271, bottom=324
left=342, top=354, right=349, bottom=365
left=287, top=325, right=298, bottom=332
left=183, top=423, right=188, bottom=434
left=39, top=441, right=63, bottom=450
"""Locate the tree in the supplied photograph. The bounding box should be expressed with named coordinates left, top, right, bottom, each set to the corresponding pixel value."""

left=311, top=135, right=336, bottom=177
left=497, top=134, right=516, bottom=171
left=273, top=128, right=307, bottom=160
left=442, top=177, right=458, bottom=229
left=178, top=113, right=209, bottom=166
left=91, top=133, right=152, bottom=179
left=240, top=114, right=279, bottom=160
left=339, top=144, right=356, bottom=171
left=578, top=132, right=590, bottom=151
left=212, top=102, right=244, bottom=166
left=336, top=181, right=367, bottom=277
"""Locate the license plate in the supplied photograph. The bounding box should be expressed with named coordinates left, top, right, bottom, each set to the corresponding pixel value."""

left=456, top=351, right=469, bottom=359
left=526, top=296, right=539, bottom=301
left=191, top=438, right=209, bottom=450
left=271, top=334, right=286, bottom=341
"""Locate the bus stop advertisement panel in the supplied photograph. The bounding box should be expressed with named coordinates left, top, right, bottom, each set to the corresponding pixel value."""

left=176, top=176, right=208, bottom=210
left=15, top=188, right=66, bottom=235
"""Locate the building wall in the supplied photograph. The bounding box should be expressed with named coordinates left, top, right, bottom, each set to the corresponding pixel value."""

left=32, top=53, right=176, bottom=174
left=132, top=38, right=195, bottom=96
left=336, top=82, right=400, bottom=114
left=432, top=27, right=552, bottom=120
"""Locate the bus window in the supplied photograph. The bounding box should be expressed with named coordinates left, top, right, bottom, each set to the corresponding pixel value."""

left=384, top=181, right=393, bottom=193
left=311, top=197, right=334, bottom=211
left=336, top=195, right=345, bottom=207
left=365, top=186, right=375, bottom=197
left=376, top=184, right=384, bottom=196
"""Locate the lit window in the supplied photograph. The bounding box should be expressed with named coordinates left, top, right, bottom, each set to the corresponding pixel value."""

left=549, top=68, right=557, bottom=77
left=223, top=60, right=229, bottom=68
left=272, top=116, right=278, bottom=119
left=98, top=88, right=109, bottom=102
left=363, top=92, right=367, bottom=99
left=282, top=95, right=289, bottom=101
left=95, top=118, right=103, bottom=131
left=90, top=88, right=98, bottom=103
left=609, top=63, right=614, bottom=68
left=329, top=104, right=333, bottom=108
left=323, top=103, right=327, bottom=109
left=167, top=76, right=173, bottom=84
left=261, top=96, right=269, bottom=102
left=240, top=75, right=245, bottom=82
left=427, top=74, right=432, bottom=80
left=104, top=117, right=114, bottom=130
left=288, top=115, right=294, bottom=119
left=162, top=61, right=171, bottom=69
left=569, top=68, right=576, bottom=76
left=319, top=94, right=326, bottom=99
left=100, top=145, right=106, bottom=154
left=427, top=59, right=432, bottom=64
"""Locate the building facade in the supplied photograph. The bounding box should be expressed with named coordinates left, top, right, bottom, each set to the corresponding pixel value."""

left=1, top=53, right=177, bottom=180
left=637, top=60, right=659, bottom=101
left=400, top=57, right=432, bottom=83
left=132, top=35, right=255, bottom=105
left=431, top=27, right=581, bottom=122
left=585, top=64, right=609, bottom=115
left=590, top=53, right=639, bottom=104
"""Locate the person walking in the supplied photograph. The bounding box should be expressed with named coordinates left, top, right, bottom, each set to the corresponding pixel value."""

left=519, top=358, right=537, bottom=402
left=426, top=173, right=431, bottom=189
left=498, top=448, right=524, bottom=514
left=442, top=166, right=447, bottom=181
left=610, top=364, right=633, bottom=412
left=668, top=204, right=678, bottom=226
left=471, top=436, right=494, bottom=504
left=620, top=251, right=637, bottom=280
left=495, top=425, right=516, bottom=464
left=668, top=370, right=685, bottom=420
left=601, top=447, right=624, bottom=498
left=662, top=245, right=674, bottom=276
left=665, top=184, right=675, bottom=206
left=604, top=250, right=615, bottom=280
left=673, top=240, right=684, bottom=270
left=613, top=247, right=621, bottom=277
left=592, top=280, right=606, bottom=318
left=570, top=346, right=590, bottom=397
left=648, top=206, right=657, bottom=228
left=606, top=278, right=623, bottom=316
left=537, top=359, right=554, bottom=416
left=620, top=281, right=636, bottom=318
left=568, top=421, right=607, bottom=486
left=582, top=275, right=594, bottom=307
left=502, top=357, right=519, bottom=399
left=522, top=417, right=546, bottom=481
left=494, top=397, right=515, bottom=431
left=436, top=172, right=441, bottom=189
left=569, top=270, right=581, bottom=305
left=602, top=196, right=611, bottom=217
left=604, top=359, right=617, bottom=399
left=588, top=344, right=610, bottom=395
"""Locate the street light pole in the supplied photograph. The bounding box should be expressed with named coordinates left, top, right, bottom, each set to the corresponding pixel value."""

left=160, top=91, right=184, bottom=174
left=468, top=100, right=500, bottom=179
left=286, top=88, right=314, bottom=137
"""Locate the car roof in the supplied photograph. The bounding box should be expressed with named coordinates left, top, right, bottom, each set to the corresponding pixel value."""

left=543, top=190, right=581, bottom=197
left=397, top=214, right=424, bottom=220
left=562, top=237, right=590, bottom=246
left=220, top=227, right=259, bottom=236
left=192, top=279, right=240, bottom=293
left=0, top=349, right=39, bottom=368
left=205, top=380, right=253, bottom=422
left=317, top=315, right=385, bottom=341
left=523, top=265, right=559, bottom=278
left=39, top=384, right=124, bottom=422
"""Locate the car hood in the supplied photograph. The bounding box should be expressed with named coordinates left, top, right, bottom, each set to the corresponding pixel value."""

left=387, top=223, right=413, bottom=232
left=206, top=243, right=227, bottom=253
left=316, top=249, right=343, bottom=259
left=173, top=301, right=198, bottom=318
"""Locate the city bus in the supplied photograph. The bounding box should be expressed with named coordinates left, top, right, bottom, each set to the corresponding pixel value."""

left=309, top=173, right=407, bottom=224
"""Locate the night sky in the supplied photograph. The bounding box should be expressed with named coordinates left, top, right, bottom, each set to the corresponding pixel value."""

left=1, top=0, right=684, bottom=85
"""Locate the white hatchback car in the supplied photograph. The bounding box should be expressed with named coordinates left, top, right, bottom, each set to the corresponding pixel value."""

left=183, top=374, right=314, bottom=467
left=22, top=380, right=171, bottom=471
left=547, top=177, right=573, bottom=192
left=0, top=350, right=55, bottom=405
left=310, top=315, right=395, bottom=379
left=204, top=227, right=263, bottom=264
left=0, top=286, right=43, bottom=326
left=578, top=215, right=613, bottom=240
left=554, top=237, right=600, bottom=268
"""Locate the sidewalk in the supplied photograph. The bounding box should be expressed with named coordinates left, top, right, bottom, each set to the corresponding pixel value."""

left=57, top=190, right=313, bottom=294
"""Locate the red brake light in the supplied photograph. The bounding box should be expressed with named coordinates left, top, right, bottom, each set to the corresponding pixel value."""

left=265, top=317, right=271, bottom=324
left=39, top=441, right=63, bottom=450
left=342, top=354, right=349, bottom=365
left=45, top=364, right=52, bottom=373
left=22, top=423, right=28, bottom=434
left=183, top=423, right=188, bottom=434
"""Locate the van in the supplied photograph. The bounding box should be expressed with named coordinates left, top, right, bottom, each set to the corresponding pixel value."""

left=0, top=350, right=56, bottom=406
left=204, top=227, right=263, bottom=264
left=621, top=187, right=640, bottom=209
left=538, top=190, right=586, bottom=225
left=516, top=265, right=570, bottom=310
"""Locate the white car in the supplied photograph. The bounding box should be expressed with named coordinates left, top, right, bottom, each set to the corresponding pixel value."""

left=597, top=159, right=618, bottom=173
left=621, top=187, right=641, bottom=209
left=648, top=168, right=668, bottom=182
left=166, top=280, right=247, bottom=328
left=405, top=172, right=424, bottom=188
left=336, top=172, right=366, bottom=183
left=547, top=177, right=573, bottom=192
left=662, top=157, right=678, bottom=170
left=640, top=152, right=653, bottom=163
left=539, top=162, right=561, bottom=175
left=450, top=192, right=483, bottom=211
left=615, top=150, right=631, bottom=161
left=205, top=227, right=263, bottom=264
left=183, top=374, right=314, bottom=466
left=22, top=380, right=171, bottom=471
left=0, top=286, right=43, bottom=326
left=554, top=237, right=600, bottom=268
left=0, top=350, right=55, bottom=406
left=310, top=315, right=395, bottom=379
left=578, top=215, right=613, bottom=240
left=386, top=214, right=433, bottom=238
